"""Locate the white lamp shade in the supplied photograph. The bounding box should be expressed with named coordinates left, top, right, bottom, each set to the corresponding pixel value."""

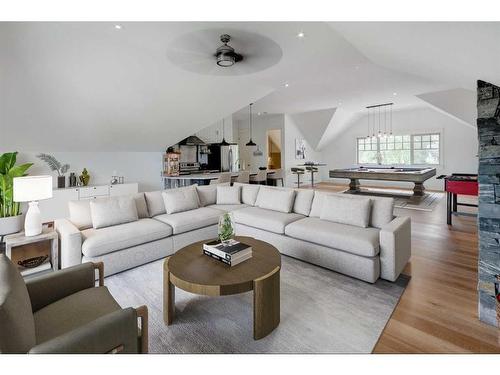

left=13, top=175, right=53, bottom=202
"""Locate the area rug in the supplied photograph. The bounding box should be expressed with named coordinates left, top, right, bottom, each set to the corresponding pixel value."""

left=106, top=256, right=409, bottom=353
left=342, top=188, right=443, bottom=212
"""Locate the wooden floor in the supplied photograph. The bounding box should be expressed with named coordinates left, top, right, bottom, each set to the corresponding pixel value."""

left=311, top=182, right=500, bottom=353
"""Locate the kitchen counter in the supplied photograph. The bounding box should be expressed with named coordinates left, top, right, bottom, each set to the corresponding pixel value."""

left=162, top=170, right=276, bottom=189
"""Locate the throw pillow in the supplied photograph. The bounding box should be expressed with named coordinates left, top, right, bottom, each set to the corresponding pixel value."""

left=255, top=186, right=296, bottom=213
left=134, top=193, right=150, bottom=219
left=68, top=200, right=92, bottom=230
left=90, top=196, right=139, bottom=229
left=216, top=185, right=241, bottom=205
left=162, top=185, right=200, bottom=214
left=144, top=191, right=166, bottom=217
left=320, top=195, right=372, bottom=228
left=233, top=182, right=260, bottom=206
left=293, top=189, right=315, bottom=216
left=196, top=185, right=217, bottom=207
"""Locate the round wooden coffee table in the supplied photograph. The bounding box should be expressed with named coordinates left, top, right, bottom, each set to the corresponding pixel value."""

left=163, top=236, right=281, bottom=340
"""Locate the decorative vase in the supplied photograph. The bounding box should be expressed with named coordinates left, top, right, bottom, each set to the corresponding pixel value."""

left=0, top=214, right=23, bottom=236
left=218, top=213, right=234, bottom=245
left=69, top=172, right=77, bottom=187
left=79, top=168, right=90, bottom=186
left=57, top=175, right=65, bottom=189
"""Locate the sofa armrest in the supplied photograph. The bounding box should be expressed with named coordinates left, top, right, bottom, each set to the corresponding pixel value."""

left=29, top=307, right=140, bottom=354
left=26, top=262, right=101, bottom=312
left=55, top=218, right=82, bottom=269
left=379, top=216, right=411, bottom=282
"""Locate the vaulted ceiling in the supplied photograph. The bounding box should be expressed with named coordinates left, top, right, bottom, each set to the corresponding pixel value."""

left=1, top=22, right=498, bottom=152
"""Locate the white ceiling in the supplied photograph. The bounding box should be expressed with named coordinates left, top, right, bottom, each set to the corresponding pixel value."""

left=1, top=21, right=498, bottom=152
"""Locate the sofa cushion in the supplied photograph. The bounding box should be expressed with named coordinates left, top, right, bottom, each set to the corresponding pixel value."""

left=293, top=189, right=315, bottom=216
left=154, top=207, right=222, bottom=235
left=217, top=185, right=241, bottom=205
left=0, top=254, right=36, bottom=353
left=310, top=192, right=394, bottom=228
left=90, top=196, right=138, bottom=229
left=285, top=217, right=380, bottom=257
left=207, top=204, right=248, bottom=212
left=255, top=186, right=296, bottom=213
left=81, top=218, right=172, bottom=257
left=144, top=190, right=166, bottom=217
left=162, top=186, right=200, bottom=214
left=196, top=185, right=217, bottom=207
left=134, top=193, right=150, bottom=219
left=34, top=286, right=121, bottom=344
left=232, top=206, right=304, bottom=234
left=233, top=182, right=260, bottom=206
left=68, top=200, right=93, bottom=230
left=320, top=195, right=372, bottom=228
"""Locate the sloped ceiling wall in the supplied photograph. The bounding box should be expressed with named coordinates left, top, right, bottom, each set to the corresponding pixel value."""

left=289, top=108, right=336, bottom=149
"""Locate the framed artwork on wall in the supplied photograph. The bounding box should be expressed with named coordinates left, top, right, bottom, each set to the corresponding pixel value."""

left=295, top=138, right=306, bottom=159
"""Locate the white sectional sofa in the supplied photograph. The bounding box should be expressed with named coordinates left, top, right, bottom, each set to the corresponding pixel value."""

left=55, top=183, right=411, bottom=283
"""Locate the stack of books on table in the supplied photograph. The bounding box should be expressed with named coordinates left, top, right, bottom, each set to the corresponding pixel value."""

left=203, top=239, right=252, bottom=266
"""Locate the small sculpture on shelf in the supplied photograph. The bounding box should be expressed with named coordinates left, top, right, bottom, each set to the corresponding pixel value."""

left=79, top=168, right=90, bottom=186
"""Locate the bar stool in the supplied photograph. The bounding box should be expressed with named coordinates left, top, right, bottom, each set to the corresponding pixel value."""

left=291, top=167, right=305, bottom=188
left=304, top=166, right=318, bottom=187
left=267, top=169, right=284, bottom=187
left=211, top=172, right=232, bottom=185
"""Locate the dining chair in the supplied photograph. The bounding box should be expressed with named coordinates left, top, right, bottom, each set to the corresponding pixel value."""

left=267, top=169, right=284, bottom=187
left=249, top=169, right=268, bottom=185
left=235, top=170, right=250, bottom=184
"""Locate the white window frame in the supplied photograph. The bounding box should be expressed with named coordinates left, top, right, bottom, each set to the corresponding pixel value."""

left=356, top=132, right=441, bottom=166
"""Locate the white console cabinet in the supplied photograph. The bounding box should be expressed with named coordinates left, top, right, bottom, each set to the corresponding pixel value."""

left=38, top=183, right=138, bottom=222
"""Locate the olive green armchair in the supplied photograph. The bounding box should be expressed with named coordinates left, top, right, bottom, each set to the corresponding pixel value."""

left=0, top=254, right=148, bottom=354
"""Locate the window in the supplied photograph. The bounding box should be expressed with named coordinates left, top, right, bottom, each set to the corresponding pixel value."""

left=357, top=133, right=440, bottom=165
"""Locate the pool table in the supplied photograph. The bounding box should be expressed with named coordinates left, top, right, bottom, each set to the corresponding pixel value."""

left=329, top=166, right=437, bottom=196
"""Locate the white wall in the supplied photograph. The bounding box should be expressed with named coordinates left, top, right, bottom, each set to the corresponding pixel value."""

left=17, top=152, right=163, bottom=192
left=233, top=114, right=284, bottom=172
left=320, top=107, right=479, bottom=190
left=195, top=115, right=235, bottom=144
left=283, top=114, right=324, bottom=187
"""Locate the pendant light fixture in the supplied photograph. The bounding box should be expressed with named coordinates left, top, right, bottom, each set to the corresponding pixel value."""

left=366, top=102, right=394, bottom=140
left=246, top=103, right=257, bottom=146
left=220, top=118, right=230, bottom=146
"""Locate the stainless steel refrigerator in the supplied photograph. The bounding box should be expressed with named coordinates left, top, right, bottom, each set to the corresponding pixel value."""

left=207, top=144, right=239, bottom=172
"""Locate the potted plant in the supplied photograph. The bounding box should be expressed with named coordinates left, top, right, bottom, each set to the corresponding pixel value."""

left=218, top=212, right=234, bottom=245
left=36, top=153, right=70, bottom=188
left=0, top=152, right=33, bottom=235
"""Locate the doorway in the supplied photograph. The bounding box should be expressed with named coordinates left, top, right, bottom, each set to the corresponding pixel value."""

left=267, top=129, right=282, bottom=170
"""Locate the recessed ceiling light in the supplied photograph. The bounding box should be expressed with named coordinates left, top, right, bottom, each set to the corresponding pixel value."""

left=354, top=66, right=360, bottom=70
left=393, top=92, right=398, bottom=96
left=284, top=83, right=289, bottom=88
left=297, top=31, right=305, bottom=38
left=257, top=112, right=261, bottom=116
left=114, top=24, right=122, bottom=30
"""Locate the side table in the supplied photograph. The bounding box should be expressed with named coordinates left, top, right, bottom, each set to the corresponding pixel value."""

left=4, top=228, right=58, bottom=277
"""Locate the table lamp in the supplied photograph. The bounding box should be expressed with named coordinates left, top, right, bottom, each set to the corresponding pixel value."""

left=13, top=175, right=53, bottom=236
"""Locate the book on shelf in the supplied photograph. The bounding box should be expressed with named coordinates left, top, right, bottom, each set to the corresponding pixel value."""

left=203, top=239, right=252, bottom=266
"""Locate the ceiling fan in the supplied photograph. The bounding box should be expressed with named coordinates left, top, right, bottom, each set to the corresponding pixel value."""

left=215, top=34, right=243, bottom=67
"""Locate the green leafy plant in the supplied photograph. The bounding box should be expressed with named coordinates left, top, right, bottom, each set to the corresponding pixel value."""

left=36, top=153, right=69, bottom=176
left=218, top=213, right=234, bottom=243
left=0, top=152, right=33, bottom=217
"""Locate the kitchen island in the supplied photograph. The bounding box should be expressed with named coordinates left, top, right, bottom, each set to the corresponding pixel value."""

left=163, top=171, right=275, bottom=189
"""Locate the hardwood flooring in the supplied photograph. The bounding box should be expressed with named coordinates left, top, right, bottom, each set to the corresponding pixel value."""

left=311, top=182, right=500, bottom=353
